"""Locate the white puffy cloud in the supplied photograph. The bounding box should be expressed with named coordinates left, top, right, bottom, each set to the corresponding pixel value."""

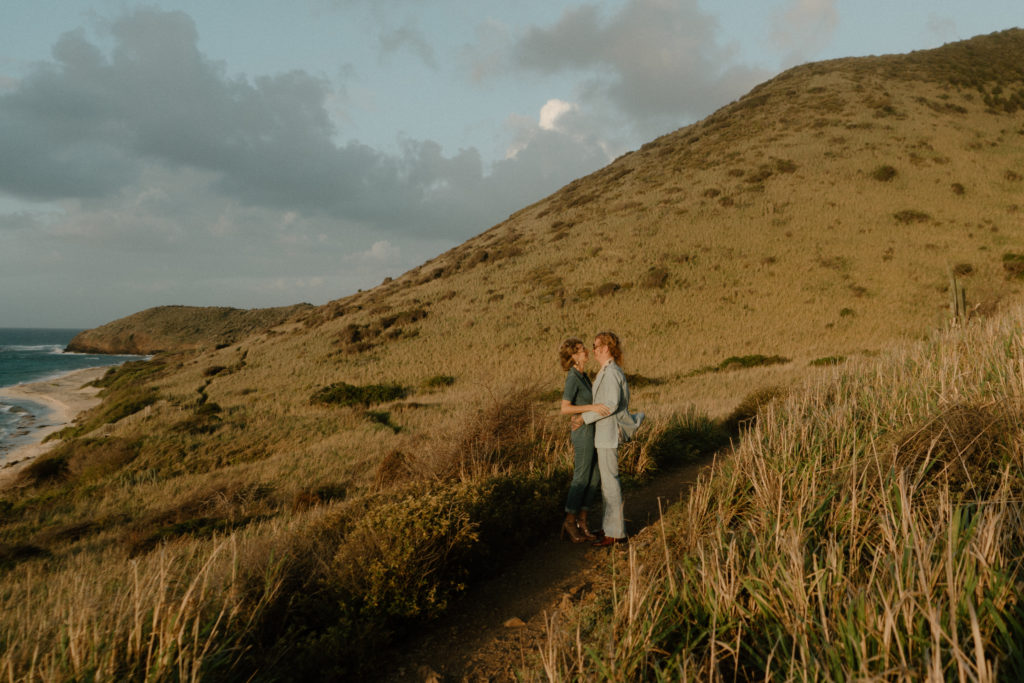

left=508, top=0, right=770, bottom=140
left=539, top=98, right=577, bottom=131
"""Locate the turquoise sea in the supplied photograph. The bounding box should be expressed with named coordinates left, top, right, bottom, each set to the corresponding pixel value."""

left=0, top=329, right=143, bottom=457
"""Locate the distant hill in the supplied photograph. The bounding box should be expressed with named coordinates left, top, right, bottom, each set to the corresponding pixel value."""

left=66, top=303, right=314, bottom=354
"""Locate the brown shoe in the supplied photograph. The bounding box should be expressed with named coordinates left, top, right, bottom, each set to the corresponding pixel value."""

left=562, top=519, right=586, bottom=543
left=576, top=522, right=597, bottom=541
left=592, top=536, right=627, bottom=549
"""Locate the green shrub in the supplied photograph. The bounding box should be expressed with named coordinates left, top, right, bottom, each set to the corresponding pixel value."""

left=646, top=408, right=729, bottom=466
left=871, top=164, right=898, bottom=181
left=311, top=382, right=407, bottom=407
left=641, top=267, right=670, bottom=289
left=50, top=386, right=159, bottom=441
left=364, top=411, right=400, bottom=433
left=1003, top=253, right=1024, bottom=279
left=17, top=451, right=70, bottom=486
left=271, top=469, right=569, bottom=679
left=424, top=374, right=456, bottom=389
left=810, top=355, right=846, bottom=366
left=894, top=209, right=931, bottom=224
left=717, top=354, right=791, bottom=371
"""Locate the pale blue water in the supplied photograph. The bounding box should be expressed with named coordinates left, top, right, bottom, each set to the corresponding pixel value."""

left=0, top=329, right=144, bottom=457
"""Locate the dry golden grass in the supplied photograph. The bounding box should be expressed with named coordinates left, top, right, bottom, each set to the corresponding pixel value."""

left=3, top=28, right=1024, bottom=680
left=536, top=303, right=1024, bottom=680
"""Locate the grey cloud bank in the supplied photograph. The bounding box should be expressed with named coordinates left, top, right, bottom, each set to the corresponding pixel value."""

left=0, top=8, right=620, bottom=327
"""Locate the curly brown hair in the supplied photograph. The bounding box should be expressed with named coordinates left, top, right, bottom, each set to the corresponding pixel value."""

left=594, top=331, right=623, bottom=365
left=558, top=338, right=584, bottom=371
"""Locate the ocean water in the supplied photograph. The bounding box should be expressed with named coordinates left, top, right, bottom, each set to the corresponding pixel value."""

left=0, top=328, right=144, bottom=457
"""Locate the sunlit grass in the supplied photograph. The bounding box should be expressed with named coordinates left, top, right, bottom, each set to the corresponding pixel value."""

left=536, top=308, right=1024, bottom=680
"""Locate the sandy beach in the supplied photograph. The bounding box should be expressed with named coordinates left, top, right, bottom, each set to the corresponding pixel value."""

left=0, top=366, right=107, bottom=484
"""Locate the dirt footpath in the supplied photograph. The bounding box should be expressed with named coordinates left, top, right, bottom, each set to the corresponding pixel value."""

left=376, top=455, right=717, bottom=681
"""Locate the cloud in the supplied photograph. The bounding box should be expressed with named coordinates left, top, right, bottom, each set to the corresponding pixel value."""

left=508, top=0, right=770, bottom=140
left=771, top=0, right=839, bottom=63
left=378, top=23, right=437, bottom=68
left=0, top=7, right=620, bottom=325
left=0, top=8, right=604, bottom=242
left=363, top=239, right=400, bottom=260
left=539, top=98, right=577, bottom=131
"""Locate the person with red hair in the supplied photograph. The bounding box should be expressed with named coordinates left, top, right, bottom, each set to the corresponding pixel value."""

left=580, top=331, right=643, bottom=549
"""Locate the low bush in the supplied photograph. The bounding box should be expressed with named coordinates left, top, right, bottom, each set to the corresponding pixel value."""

left=261, top=469, right=570, bottom=680
left=810, top=355, right=846, bottom=366
left=645, top=408, right=730, bottom=466
left=364, top=410, right=401, bottom=433
left=894, top=209, right=931, bottom=224
left=49, top=386, right=159, bottom=442
left=311, top=382, right=407, bottom=407
left=1002, top=252, right=1024, bottom=279
left=424, top=374, right=456, bottom=389
left=871, top=164, right=898, bottom=181
left=718, top=354, right=790, bottom=371
left=641, top=267, right=670, bottom=289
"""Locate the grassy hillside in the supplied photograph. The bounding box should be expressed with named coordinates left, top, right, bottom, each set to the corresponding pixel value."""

left=2, top=29, right=1024, bottom=680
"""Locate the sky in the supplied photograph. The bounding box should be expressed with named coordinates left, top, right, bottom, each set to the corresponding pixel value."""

left=0, top=1, right=1020, bottom=328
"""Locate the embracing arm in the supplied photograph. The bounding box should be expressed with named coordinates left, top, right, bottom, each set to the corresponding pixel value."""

left=582, top=371, right=622, bottom=424
left=560, top=399, right=610, bottom=416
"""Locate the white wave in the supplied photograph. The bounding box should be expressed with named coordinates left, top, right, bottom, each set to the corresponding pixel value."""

left=0, top=344, right=66, bottom=353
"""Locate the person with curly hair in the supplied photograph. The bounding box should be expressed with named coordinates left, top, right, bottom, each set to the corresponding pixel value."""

left=558, top=337, right=609, bottom=543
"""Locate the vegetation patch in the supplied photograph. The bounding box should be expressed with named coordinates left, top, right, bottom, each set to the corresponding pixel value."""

left=893, top=209, right=931, bottom=224
left=870, top=164, right=898, bottom=181
left=1002, top=252, right=1024, bottom=279
left=645, top=408, right=730, bottom=466
left=721, top=386, right=786, bottom=434
left=311, top=382, right=408, bottom=408
left=364, top=410, right=401, bottom=433
left=810, top=355, right=846, bottom=366
left=718, top=354, right=791, bottom=371
left=268, top=470, right=571, bottom=680
left=335, top=308, right=428, bottom=354
left=640, top=267, right=670, bottom=289
left=0, top=543, right=49, bottom=570
left=423, top=374, right=456, bottom=389
left=686, top=354, right=792, bottom=377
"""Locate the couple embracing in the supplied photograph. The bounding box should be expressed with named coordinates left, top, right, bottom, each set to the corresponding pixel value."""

left=558, top=331, right=643, bottom=549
